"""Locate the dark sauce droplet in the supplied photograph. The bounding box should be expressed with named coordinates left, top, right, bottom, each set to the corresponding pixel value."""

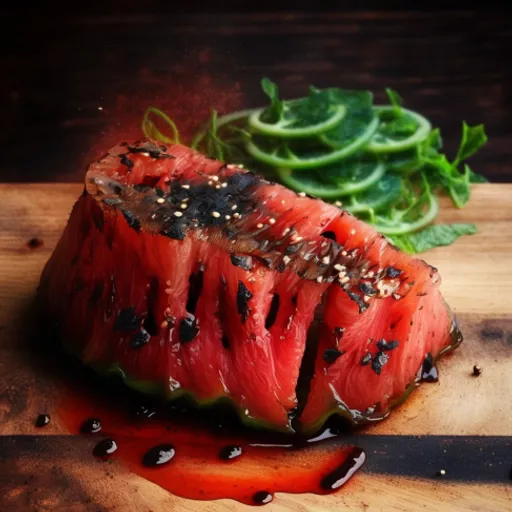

left=27, top=237, right=44, bottom=249
left=252, top=491, right=273, bottom=505
left=93, top=438, right=118, bottom=458
left=142, top=444, right=176, bottom=467
left=35, top=414, right=50, bottom=427
left=320, top=447, right=366, bottom=491
left=219, top=445, right=243, bottom=461
left=420, top=353, right=439, bottom=383
left=80, top=418, right=102, bottom=434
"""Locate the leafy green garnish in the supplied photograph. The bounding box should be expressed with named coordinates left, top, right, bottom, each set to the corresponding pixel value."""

left=453, top=122, right=488, bottom=167
left=260, top=77, right=283, bottom=121
left=385, top=87, right=404, bottom=117
left=142, top=78, right=488, bottom=254
left=388, top=223, right=477, bottom=254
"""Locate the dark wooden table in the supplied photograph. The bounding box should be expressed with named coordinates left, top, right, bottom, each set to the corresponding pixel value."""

left=1, top=5, right=511, bottom=182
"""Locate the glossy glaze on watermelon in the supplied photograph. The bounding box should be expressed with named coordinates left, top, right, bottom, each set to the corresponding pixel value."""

left=39, top=140, right=461, bottom=433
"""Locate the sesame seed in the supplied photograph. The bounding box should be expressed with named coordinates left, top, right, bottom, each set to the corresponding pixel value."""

left=221, top=182, right=227, bottom=188
left=293, top=236, right=303, bottom=242
left=256, top=223, right=264, bottom=229
left=238, top=164, right=244, bottom=169
left=233, top=213, right=240, bottom=218
left=321, top=256, right=330, bottom=265
left=174, top=211, right=183, bottom=218
left=340, top=276, right=350, bottom=284
left=225, top=215, right=231, bottom=220
left=438, top=469, right=446, bottom=476
left=215, top=184, right=221, bottom=189
left=208, top=181, right=213, bottom=186
left=350, top=229, right=356, bottom=235
left=231, top=204, right=238, bottom=211
left=334, top=264, right=345, bottom=272
left=151, top=213, right=156, bottom=219
left=180, top=203, right=187, bottom=209
left=268, top=218, right=276, bottom=225
left=316, top=276, right=323, bottom=283
left=97, top=106, right=103, bottom=111
left=283, top=255, right=291, bottom=265
left=298, top=192, right=306, bottom=197
left=335, top=201, right=342, bottom=207
left=368, top=271, right=375, bottom=278
left=212, top=211, right=221, bottom=218
left=341, top=250, right=347, bottom=256
left=160, top=320, right=168, bottom=328
left=212, top=175, right=219, bottom=182
left=141, top=152, right=150, bottom=157
left=363, top=295, right=370, bottom=302
left=282, top=228, right=290, bottom=236
left=156, top=197, right=165, bottom=204
left=338, top=271, right=347, bottom=279
left=262, top=201, right=267, bottom=205
left=181, top=184, right=190, bottom=189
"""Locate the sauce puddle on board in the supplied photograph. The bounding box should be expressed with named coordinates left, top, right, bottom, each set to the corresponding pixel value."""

left=57, top=373, right=366, bottom=506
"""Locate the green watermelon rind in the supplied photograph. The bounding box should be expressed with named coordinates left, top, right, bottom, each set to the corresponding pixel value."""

left=88, top=361, right=293, bottom=433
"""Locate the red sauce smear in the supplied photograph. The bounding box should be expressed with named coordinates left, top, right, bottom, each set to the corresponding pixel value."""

left=58, top=377, right=365, bottom=506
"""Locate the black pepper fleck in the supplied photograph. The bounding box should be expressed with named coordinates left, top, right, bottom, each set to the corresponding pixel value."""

left=323, top=348, right=345, bottom=365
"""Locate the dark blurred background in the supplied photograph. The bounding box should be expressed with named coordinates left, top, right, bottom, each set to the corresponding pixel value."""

left=1, top=3, right=510, bottom=182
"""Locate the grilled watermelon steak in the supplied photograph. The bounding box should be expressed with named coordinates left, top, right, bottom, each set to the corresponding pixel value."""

left=39, top=140, right=461, bottom=432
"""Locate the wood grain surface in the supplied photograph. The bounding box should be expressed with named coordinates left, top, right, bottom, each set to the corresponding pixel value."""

left=0, top=183, right=511, bottom=511
left=1, top=8, right=511, bottom=183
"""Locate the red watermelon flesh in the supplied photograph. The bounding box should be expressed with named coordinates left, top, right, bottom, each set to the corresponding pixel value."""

left=40, top=140, right=460, bottom=432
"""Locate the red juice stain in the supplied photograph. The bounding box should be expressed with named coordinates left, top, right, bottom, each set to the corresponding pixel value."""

left=57, top=380, right=366, bottom=506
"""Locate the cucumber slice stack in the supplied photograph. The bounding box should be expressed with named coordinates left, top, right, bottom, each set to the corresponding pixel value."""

left=191, top=79, right=438, bottom=235
left=145, top=78, right=487, bottom=251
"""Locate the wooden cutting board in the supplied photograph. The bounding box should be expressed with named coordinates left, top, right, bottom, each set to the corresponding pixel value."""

left=0, top=183, right=511, bottom=511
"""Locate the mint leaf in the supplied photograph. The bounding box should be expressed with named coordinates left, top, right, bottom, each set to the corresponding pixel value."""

left=320, top=89, right=375, bottom=148
left=260, top=77, right=283, bottom=120
left=453, top=122, right=487, bottom=166
left=447, top=164, right=472, bottom=208
left=388, top=223, right=477, bottom=254
left=385, top=87, right=403, bottom=117
left=468, top=170, right=488, bottom=183
left=423, top=127, right=443, bottom=153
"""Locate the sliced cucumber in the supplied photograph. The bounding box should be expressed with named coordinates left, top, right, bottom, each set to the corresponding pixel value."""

left=246, top=135, right=376, bottom=171
left=370, top=193, right=439, bottom=235
left=276, top=159, right=385, bottom=199
left=249, top=103, right=346, bottom=138
left=366, top=106, right=432, bottom=154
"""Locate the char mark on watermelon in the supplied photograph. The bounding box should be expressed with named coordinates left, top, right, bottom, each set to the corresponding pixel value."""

left=39, top=139, right=462, bottom=432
